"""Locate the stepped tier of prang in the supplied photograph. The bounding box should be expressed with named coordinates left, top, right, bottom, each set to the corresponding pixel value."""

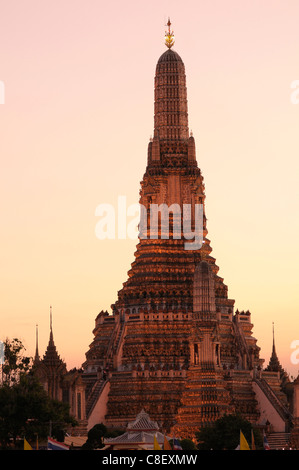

left=82, top=23, right=291, bottom=439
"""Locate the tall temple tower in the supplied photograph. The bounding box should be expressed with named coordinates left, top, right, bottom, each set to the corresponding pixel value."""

left=82, top=21, right=292, bottom=438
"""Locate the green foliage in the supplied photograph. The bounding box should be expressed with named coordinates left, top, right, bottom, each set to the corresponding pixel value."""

left=81, top=423, right=107, bottom=449
left=81, top=424, right=123, bottom=450
left=1, top=338, right=31, bottom=385
left=0, top=338, right=77, bottom=449
left=195, top=413, right=263, bottom=450
left=180, top=438, right=197, bottom=449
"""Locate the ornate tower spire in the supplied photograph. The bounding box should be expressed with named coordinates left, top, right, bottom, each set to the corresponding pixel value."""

left=165, top=18, right=175, bottom=49
left=265, top=322, right=287, bottom=379
left=43, top=306, right=62, bottom=366
left=269, top=322, right=279, bottom=369
left=50, top=305, right=53, bottom=341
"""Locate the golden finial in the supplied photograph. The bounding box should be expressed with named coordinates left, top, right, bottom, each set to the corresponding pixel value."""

left=165, top=18, right=175, bottom=49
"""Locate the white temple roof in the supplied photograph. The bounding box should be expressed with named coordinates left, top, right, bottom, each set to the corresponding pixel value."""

left=104, top=410, right=170, bottom=448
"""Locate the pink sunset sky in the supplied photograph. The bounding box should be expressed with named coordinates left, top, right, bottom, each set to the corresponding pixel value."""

left=0, top=0, right=299, bottom=377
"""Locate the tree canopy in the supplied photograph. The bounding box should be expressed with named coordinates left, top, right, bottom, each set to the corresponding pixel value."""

left=1, top=338, right=31, bottom=385
left=195, top=413, right=263, bottom=450
left=81, top=423, right=123, bottom=450
left=0, top=338, right=77, bottom=449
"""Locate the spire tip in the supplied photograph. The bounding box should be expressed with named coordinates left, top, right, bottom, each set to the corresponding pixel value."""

left=165, top=17, right=175, bottom=49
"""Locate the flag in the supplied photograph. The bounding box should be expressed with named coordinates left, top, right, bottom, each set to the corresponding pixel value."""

left=154, top=435, right=161, bottom=450
left=173, top=438, right=182, bottom=450
left=263, top=432, right=270, bottom=450
left=163, top=435, right=172, bottom=450
left=24, top=438, right=32, bottom=450
left=47, top=437, right=69, bottom=450
left=240, top=430, right=250, bottom=450
left=251, top=429, right=256, bottom=450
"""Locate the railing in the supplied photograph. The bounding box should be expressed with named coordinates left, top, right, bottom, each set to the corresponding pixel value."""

left=86, top=379, right=108, bottom=418
left=254, top=377, right=292, bottom=424
left=114, top=323, right=126, bottom=366
left=105, top=319, right=122, bottom=368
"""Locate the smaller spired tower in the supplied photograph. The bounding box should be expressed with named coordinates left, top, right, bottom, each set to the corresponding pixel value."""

left=33, top=307, right=88, bottom=432
left=264, top=323, right=290, bottom=397
left=33, top=306, right=67, bottom=401
left=265, top=323, right=289, bottom=382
